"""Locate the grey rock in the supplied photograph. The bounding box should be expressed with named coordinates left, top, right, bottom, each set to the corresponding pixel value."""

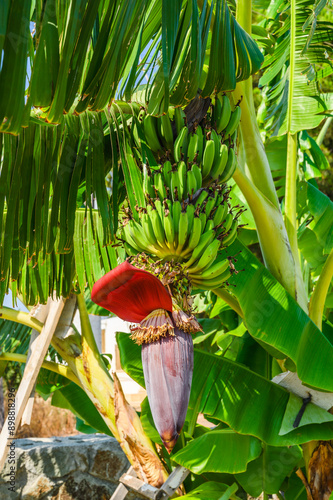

left=0, top=435, right=144, bottom=500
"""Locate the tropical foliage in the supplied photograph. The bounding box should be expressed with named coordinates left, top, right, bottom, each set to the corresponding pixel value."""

left=0, top=0, right=333, bottom=499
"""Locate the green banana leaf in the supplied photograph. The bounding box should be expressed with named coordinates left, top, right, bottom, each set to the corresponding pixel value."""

left=226, top=239, right=333, bottom=392
left=140, top=396, right=163, bottom=444
left=259, top=0, right=333, bottom=135
left=51, top=382, right=112, bottom=436
left=0, top=0, right=263, bottom=132
left=116, top=333, right=333, bottom=446
left=235, top=444, right=302, bottom=497
left=284, top=471, right=307, bottom=500
left=35, top=368, right=71, bottom=399
left=0, top=318, right=73, bottom=396
left=172, top=430, right=262, bottom=474
left=176, top=481, right=241, bottom=500
left=298, top=180, right=333, bottom=272
left=0, top=110, right=126, bottom=305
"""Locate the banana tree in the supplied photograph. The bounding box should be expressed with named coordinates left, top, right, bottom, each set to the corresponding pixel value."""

left=0, top=0, right=333, bottom=499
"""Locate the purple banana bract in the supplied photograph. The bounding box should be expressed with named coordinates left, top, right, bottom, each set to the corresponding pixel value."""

left=142, top=328, right=194, bottom=453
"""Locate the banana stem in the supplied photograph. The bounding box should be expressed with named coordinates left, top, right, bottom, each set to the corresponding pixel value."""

left=316, top=116, right=333, bottom=147
left=232, top=83, right=280, bottom=209
left=0, top=307, right=43, bottom=332
left=285, top=133, right=302, bottom=277
left=0, top=352, right=80, bottom=386
left=233, top=164, right=308, bottom=311
left=309, top=249, right=333, bottom=330
left=212, top=288, right=243, bottom=318
left=51, top=330, right=120, bottom=439
left=236, top=0, right=253, bottom=107
left=77, top=293, right=100, bottom=357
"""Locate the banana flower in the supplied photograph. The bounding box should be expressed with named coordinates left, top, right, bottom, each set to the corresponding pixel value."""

left=92, top=261, right=201, bottom=452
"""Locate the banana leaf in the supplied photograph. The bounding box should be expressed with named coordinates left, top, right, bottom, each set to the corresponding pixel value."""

left=259, top=0, right=333, bottom=135
left=172, top=430, right=262, bottom=474
left=116, top=333, right=333, bottom=446
left=297, top=180, right=333, bottom=273
left=51, top=382, right=112, bottom=436
left=177, top=481, right=241, bottom=500
left=235, top=444, right=302, bottom=497
left=0, top=0, right=263, bottom=132
left=226, top=239, right=333, bottom=392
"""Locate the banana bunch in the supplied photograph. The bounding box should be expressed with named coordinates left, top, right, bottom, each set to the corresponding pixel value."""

left=120, top=181, right=240, bottom=289
left=148, top=160, right=202, bottom=203
left=137, top=99, right=240, bottom=187
left=140, top=108, right=186, bottom=156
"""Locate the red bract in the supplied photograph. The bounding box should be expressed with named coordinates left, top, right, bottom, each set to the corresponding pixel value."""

left=91, top=261, right=173, bottom=323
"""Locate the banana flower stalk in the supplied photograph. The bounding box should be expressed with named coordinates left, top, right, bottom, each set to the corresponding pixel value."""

left=92, top=261, right=201, bottom=452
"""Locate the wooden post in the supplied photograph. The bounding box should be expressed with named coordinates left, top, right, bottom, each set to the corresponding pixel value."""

left=0, top=298, right=65, bottom=472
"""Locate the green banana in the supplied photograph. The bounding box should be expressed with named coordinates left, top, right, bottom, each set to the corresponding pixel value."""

left=216, top=94, right=231, bottom=134
left=187, top=239, right=220, bottom=274
left=147, top=204, right=166, bottom=248
left=210, top=129, right=221, bottom=163
left=123, top=221, right=147, bottom=253
left=221, top=220, right=238, bottom=247
left=122, top=225, right=141, bottom=253
left=131, top=219, right=162, bottom=254
left=176, top=211, right=189, bottom=253
left=143, top=115, right=163, bottom=153
left=186, top=203, right=195, bottom=234
left=174, top=107, right=186, bottom=135
left=174, top=126, right=188, bottom=162
left=217, top=212, right=233, bottom=236
left=160, top=113, right=174, bottom=151
left=141, top=212, right=159, bottom=248
left=186, top=169, right=197, bottom=198
left=162, top=160, right=172, bottom=189
left=205, top=196, right=216, bottom=218
left=183, top=229, right=215, bottom=268
left=212, top=95, right=222, bottom=130
left=177, top=161, right=187, bottom=200
left=191, top=163, right=202, bottom=190
left=124, top=241, right=139, bottom=257
left=163, top=207, right=175, bottom=251
left=154, top=198, right=164, bottom=221
left=172, top=200, right=182, bottom=239
left=198, top=211, right=207, bottom=230
left=183, top=216, right=202, bottom=255
left=196, top=125, right=205, bottom=163
left=190, top=256, right=230, bottom=280
left=210, top=143, right=229, bottom=180
left=213, top=202, right=228, bottom=227
left=143, top=165, right=155, bottom=199
left=187, top=131, right=199, bottom=162
left=219, top=148, right=236, bottom=183
left=191, top=267, right=232, bottom=290
left=224, top=106, right=241, bottom=139
left=204, top=219, right=215, bottom=232
left=195, top=189, right=209, bottom=207
left=154, top=172, right=167, bottom=201
left=202, top=140, right=215, bottom=179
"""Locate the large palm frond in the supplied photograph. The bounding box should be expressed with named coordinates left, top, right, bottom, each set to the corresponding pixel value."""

left=259, top=0, right=333, bottom=135
left=0, top=0, right=263, bottom=133
left=0, top=111, right=126, bottom=305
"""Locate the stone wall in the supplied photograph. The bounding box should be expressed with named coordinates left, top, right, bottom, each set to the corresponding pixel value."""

left=0, top=435, right=142, bottom=499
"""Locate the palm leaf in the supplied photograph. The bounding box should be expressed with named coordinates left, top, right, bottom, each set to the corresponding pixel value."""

left=116, top=332, right=333, bottom=446
left=0, top=0, right=264, bottom=132
left=259, top=0, right=333, bottom=135
left=226, top=239, right=333, bottom=392
left=0, top=109, right=129, bottom=305
left=0, top=318, right=68, bottom=395
left=172, top=430, right=262, bottom=474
